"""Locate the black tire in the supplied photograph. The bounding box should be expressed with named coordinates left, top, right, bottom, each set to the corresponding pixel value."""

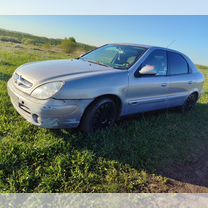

left=80, top=98, right=118, bottom=134
left=181, top=93, right=198, bottom=112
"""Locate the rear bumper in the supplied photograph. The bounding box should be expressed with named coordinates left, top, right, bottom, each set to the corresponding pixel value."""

left=7, top=79, right=92, bottom=128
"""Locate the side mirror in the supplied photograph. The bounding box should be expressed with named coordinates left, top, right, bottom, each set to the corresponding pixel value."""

left=135, top=65, right=156, bottom=77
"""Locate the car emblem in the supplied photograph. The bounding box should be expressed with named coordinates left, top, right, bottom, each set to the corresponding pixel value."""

left=14, top=74, right=32, bottom=88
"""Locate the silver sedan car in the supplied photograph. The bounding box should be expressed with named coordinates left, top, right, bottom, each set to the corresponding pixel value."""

left=7, top=44, right=204, bottom=133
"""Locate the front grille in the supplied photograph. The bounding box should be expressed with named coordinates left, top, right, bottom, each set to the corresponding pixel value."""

left=13, top=73, right=33, bottom=88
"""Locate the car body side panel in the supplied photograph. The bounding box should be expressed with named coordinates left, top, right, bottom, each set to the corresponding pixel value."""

left=126, top=76, right=169, bottom=115
left=54, top=71, right=129, bottom=116
left=166, top=72, right=204, bottom=108
left=128, top=47, right=205, bottom=111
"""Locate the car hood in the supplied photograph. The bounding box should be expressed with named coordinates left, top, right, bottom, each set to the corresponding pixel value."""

left=16, top=59, right=111, bottom=84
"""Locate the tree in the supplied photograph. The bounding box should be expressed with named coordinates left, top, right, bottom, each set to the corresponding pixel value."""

left=23, top=38, right=35, bottom=45
left=61, top=37, right=77, bottom=53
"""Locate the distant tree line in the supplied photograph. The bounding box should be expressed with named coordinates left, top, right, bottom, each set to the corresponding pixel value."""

left=0, top=28, right=96, bottom=54
left=0, top=36, right=21, bottom=44
left=196, top=64, right=208, bottom=69
left=0, top=28, right=61, bottom=45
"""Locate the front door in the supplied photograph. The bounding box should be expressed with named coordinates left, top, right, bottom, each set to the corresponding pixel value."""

left=127, top=49, right=169, bottom=115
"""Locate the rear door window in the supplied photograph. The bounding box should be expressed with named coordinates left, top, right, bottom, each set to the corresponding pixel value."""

left=168, top=52, right=189, bottom=75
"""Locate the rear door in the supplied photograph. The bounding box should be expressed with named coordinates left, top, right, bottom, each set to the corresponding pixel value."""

left=167, top=51, right=194, bottom=108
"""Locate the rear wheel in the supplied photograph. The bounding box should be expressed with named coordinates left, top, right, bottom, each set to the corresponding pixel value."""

left=80, top=98, right=118, bottom=134
left=181, top=93, right=198, bottom=112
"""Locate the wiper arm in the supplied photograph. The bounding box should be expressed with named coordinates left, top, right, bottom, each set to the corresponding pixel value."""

left=87, top=60, right=110, bottom=68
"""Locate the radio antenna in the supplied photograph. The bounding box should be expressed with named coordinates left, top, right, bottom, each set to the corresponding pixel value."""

left=166, top=40, right=176, bottom=48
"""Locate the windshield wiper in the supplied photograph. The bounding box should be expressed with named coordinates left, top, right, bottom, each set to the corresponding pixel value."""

left=86, top=60, right=111, bottom=68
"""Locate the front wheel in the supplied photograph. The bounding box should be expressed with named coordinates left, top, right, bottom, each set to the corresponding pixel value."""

left=181, top=93, right=198, bottom=112
left=80, top=98, right=118, bottom=134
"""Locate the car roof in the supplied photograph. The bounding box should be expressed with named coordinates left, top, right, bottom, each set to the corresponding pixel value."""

left=113, top=43, right=180, bottom=50
left=111, top=43, right=153, bottom=49
left=110, top=43, right=182, bottom=54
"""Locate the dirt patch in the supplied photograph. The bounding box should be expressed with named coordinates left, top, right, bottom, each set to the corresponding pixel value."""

left=169, top=179, right=208, bottom=193
left=162, top=151, right=208, bottom=192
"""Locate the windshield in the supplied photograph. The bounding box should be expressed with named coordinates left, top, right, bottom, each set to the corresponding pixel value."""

left=81, top=44, right=147, bottom=70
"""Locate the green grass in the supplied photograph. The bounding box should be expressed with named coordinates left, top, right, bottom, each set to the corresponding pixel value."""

left=0, top=41, right=208, bottom=193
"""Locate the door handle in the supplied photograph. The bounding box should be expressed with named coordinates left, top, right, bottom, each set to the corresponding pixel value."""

left=130, top=101, right=138, bottom=105
left=188, top=81, right=193, bottom=85
left=161, top=83, right=167, bottom=87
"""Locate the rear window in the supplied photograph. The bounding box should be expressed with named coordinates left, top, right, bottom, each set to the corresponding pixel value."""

left=168, top=52, right=189, bottom=75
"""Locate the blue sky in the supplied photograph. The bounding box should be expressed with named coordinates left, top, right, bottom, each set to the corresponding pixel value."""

left=0, top=16, right=207, bottom=65
left=0, top=0, right=208, bottom=14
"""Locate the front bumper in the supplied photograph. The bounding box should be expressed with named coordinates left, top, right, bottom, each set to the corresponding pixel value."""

left=7, top=79, right=92, bottom=128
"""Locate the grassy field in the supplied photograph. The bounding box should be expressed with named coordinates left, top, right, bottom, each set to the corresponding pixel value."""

left=0, top=41, right=208, bottom=193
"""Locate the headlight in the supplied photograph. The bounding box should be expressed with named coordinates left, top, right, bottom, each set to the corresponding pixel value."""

left=31, top=82, right=63, bottom=99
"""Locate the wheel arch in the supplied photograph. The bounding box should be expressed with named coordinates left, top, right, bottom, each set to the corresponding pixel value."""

left=189, top=90, right=199, bottom=100
left=80, top=94, right=122, bottom=125
left=94, top=94, right=122, bottom=115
